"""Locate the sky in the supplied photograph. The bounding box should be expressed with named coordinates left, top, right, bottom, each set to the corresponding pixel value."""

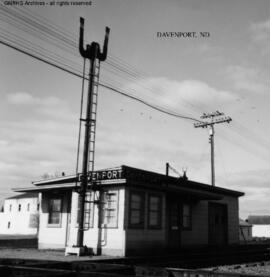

left=0, top=0, right=270, bottom=218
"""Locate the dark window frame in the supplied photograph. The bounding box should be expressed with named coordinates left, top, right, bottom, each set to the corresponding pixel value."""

left=147, top=193, right=162, bottom=229
left=47, top=197, right=62, bottom=227
left=182, top=203, right=192, bottom=230
left=128, top=190, right=145, bottom=229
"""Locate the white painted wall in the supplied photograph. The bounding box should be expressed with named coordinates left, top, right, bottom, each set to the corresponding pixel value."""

left=0, top=194, right=39, bottom=235
left=67, top=188, right=126, bottom=256
left=38, top=192, right=71, bottom=249
left=252, top=225, right=270, bottom=238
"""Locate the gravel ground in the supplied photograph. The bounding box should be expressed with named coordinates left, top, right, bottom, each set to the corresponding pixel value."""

left=205, top=261, right=270, bottom=276
left=1, top=247, right=270, bottom=276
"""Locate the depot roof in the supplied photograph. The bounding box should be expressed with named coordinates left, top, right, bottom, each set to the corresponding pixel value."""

left=14, top=165, right=244, bottom=200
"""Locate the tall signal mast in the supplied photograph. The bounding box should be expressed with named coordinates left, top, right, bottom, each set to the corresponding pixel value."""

left=194, top=111, right=232, bottom=187
left=76, top=18, right=110, bottom=253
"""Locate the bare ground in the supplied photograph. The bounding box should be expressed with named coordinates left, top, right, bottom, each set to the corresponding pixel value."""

left=1, top=247, right=270, bottom=275
left=204, top=261, right=270, bottom=276
left=0, top=247, right=118, bottom=262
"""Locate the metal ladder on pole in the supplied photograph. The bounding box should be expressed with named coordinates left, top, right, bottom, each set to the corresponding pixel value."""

left=88, top=59, right=100, bottom=173
left=83, top=60, right=100, bottom=230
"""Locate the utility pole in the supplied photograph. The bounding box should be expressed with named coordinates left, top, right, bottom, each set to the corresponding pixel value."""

left=194, top=111, right=232, bottom=186
left=76, top=18, right=110, bottom=252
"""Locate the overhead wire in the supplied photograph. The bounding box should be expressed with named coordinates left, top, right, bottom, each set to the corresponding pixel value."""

left=0, top=4, right=144, bottom=77
left=0, top=37, right=201, bottom=123
left=1, top=4, right=269, bottom=162
left=231, top=120, right=270, bottom=150
left=0, top=29, right=82, bottom=75
left=0, top=4, right=201, bottom=114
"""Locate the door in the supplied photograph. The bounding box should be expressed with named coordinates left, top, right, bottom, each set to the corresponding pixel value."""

left=208, top=202, right=228, bottom=246
left=168, top=199, right=181, bottom=248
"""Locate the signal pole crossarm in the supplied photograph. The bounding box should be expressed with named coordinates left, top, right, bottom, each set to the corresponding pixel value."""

left=194, top=111, right=232, bottom=187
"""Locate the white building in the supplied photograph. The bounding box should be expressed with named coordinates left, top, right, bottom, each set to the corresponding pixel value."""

left=0, top=193, right=39, bottom=235
left=14, top=166, right=244, bottom=256
left=247, top=215, right=270, bottom=238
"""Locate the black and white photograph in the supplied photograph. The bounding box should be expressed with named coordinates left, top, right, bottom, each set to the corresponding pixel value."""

left=0, top=0, right=270, bottom=276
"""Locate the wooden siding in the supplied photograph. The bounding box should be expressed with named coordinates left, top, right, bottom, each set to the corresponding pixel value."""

left=181, top=201, right=208, bottom=245
left=181, top=195, right=239, bottom=245
left=125, top=188, right=166, bottom=254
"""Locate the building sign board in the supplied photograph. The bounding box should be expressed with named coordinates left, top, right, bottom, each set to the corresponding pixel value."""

left=78, top=168, right=123, bottom=182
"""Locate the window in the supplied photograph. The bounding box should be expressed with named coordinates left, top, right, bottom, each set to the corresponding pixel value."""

left=37, top=203, right=40, bottom=211
left=129, top=191, right=145, bottom=228
left=18, top=204, right=21, bottom=212
left=101, top=191, right=119, bottom=228
left=77, top=192, right=94, bottom=228
left=7, top=221, right=10, bottom=229
left=182, top=203, right=192, bottom=229
left=9, top=204, right=12, bottom=212
left=27, top=203, right=30, bottom=211
left=48, top=198, right=62, bottom=226
left=148, top=194, right=162, bottom=229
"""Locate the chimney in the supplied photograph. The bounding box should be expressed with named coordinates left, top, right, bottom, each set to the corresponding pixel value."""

left=166, top=162, right=169, bottom=176
left=182, top=169, right=188, bottom=181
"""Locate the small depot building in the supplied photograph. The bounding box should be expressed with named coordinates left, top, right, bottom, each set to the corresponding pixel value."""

left=15, top=165, right=244, bottom=256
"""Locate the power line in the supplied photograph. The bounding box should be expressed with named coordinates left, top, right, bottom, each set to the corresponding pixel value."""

left=0, top=4, right=203, bottom=115
left=2, top=6, right=269, bottom=160
left=0, top=39, right=200, bottom=123
left=0, top=9, right=269, bottom=157
left=1, top=5, right=205, bottom=119
left=0, top=5, right=146, bottom=80
left=100, top=83, right=200, bottom=122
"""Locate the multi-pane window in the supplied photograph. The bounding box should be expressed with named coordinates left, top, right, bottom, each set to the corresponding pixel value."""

left=148, top=195, right=162, bottom=229
left=48, top=198, right=62, bottom=225
left=100, top=191, right=119, bottom=228
left=9, top=204, right=12, bottom=212
left=18, top=204, right=21, bottom=212
left=77, top=192, right=94, bottom=228
left=182, top=203, right=192, bottom=229
left=129, top=191, right=145, bottom=228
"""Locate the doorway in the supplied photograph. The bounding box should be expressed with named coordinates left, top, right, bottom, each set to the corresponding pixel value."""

left=208, top=202, right=228, bottom=246
left=168, top=199, right=182, bottom=249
